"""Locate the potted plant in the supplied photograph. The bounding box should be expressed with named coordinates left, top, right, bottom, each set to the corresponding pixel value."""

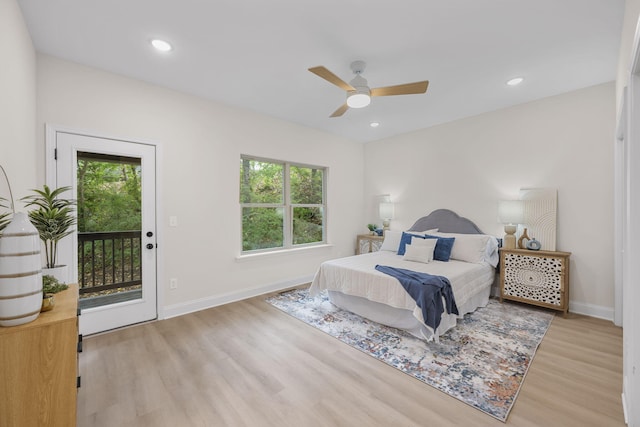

left=367, top=223, right=378, bottom=236
left=21, top=185, right=76, bottom=282
left=0, top=197, right=11, bottom=234
left=41, top=274, right=69, bottom=312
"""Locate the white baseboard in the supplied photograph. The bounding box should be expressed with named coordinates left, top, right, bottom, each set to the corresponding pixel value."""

left=490, top=286, right=614, bottom=322
left=162, top=275, right=314, bottom=319
left=162, top=276, right=615, bottom=324
left=569, top=300, right=614, bottom=322
left=490, top=284, right=614, bottom=322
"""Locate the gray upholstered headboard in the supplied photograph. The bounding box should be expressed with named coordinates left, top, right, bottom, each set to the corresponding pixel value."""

left=407, top=209, right=484, bottom=234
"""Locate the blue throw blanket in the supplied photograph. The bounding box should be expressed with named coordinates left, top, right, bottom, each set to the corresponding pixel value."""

left=375, top=265, right=459, bottom=331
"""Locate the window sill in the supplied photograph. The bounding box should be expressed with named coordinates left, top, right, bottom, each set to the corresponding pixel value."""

left=236, top=243, right=334, bottom=262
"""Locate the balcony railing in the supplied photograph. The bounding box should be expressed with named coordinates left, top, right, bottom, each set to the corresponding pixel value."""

left=77, top=231, right=142, bottom=295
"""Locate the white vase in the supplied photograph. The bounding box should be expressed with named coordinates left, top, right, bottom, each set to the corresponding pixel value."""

left=0, top=212, right=43, bottom=327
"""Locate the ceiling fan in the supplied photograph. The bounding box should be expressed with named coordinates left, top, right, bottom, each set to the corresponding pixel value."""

left=308, top=60, right=429, bottom=118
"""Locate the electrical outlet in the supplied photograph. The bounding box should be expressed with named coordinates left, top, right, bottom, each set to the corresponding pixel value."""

left=169, top=278, right=178, bottom=289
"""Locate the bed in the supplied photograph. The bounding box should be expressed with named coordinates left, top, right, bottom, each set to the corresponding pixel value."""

left=309, top=209, right=499, bottom=341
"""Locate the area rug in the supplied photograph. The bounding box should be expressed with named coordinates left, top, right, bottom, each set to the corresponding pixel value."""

left=265, top=288, right=554, bottom=422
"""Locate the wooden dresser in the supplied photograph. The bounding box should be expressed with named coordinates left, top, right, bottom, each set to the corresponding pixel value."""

left=499, top=248, right=571, bottom=317
left=0, top=284, right=79, bottom=426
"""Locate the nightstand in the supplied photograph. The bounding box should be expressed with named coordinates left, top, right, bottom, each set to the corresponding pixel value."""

left=356, top=234, right=384, bottom=254
left=499, top=248, right=571, bottom=317
left=0, top=284, right=79, bottom=426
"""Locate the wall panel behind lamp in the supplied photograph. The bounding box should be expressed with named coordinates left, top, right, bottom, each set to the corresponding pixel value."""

left=519, top=188, right=558, bottom=251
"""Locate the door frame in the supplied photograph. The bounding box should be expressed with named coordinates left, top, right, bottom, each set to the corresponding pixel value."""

left=45, top=124, right=165, bottom=322
left=614, top=87, right=626, bottom=328
left=616, top=17, right=640, bottom=425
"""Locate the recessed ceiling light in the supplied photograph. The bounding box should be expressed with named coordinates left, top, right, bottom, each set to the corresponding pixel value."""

left=370, top=122, right=380, bottom=128
left=506, top=77, right=524, bottom=86
left=151, top=39, right=172, bottom=52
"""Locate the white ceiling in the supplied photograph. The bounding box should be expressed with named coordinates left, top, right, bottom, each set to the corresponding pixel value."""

left=18, top=0, right=624, bottom=143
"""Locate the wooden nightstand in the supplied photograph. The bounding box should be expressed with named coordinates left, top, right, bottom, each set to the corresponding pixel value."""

left=356, top=234, right=384, bottom=254
left=499, top=248, right=571, bottom=317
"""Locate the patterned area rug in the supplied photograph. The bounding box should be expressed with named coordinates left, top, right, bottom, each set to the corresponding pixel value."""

left=265, top=288, right=554, bottom=422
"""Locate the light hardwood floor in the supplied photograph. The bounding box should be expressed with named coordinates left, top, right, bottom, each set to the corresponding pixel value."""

left=77, top=293, right=625, bottom=427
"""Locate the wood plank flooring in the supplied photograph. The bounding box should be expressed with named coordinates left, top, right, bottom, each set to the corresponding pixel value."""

left=77, top=293, right=625, bottom=427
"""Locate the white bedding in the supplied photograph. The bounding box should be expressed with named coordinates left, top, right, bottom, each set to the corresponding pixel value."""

left=309, top=250, right=495, bottom=341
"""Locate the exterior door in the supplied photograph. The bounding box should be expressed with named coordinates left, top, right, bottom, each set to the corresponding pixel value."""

left=52, top=129, right=157, bottom=335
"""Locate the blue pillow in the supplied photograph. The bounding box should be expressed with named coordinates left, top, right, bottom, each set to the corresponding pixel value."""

left=425, top=234, right=455, bottom=261
left=397, top=232, right=427, bottom=255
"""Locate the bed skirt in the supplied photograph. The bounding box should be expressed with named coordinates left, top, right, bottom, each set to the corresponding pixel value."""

left=327, top=285, right=491, bottom=342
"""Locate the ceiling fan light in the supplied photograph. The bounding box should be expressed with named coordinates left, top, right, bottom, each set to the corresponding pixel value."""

left=347, top=92, right=371, bottom=108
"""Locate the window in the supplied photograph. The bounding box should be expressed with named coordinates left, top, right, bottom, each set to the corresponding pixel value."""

left=240, top=156, right=326, bottom=253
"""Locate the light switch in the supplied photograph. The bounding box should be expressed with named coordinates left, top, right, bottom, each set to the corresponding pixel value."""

left=169, top=216, right=178, bottom=227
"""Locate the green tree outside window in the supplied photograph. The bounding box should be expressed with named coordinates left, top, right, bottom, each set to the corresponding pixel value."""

left=240, top=156, right=325, bottom=252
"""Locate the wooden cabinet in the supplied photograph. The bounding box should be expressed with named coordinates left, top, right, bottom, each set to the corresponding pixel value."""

left=356, top=234, right=384, bottom=254
left=0, top=284, right=79, bottom=426
left=499, top=249, right=571, bottom=317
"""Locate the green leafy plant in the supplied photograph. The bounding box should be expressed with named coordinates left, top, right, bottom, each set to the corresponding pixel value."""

left=367, top=223, right=378, bottom=232
left=42, top=274, right=69, bottom=296
left=0, top=197, right=11, bottom=235
left=21, top=185, right=77, bottom=269
left=0, top=165, right=15, bottom=235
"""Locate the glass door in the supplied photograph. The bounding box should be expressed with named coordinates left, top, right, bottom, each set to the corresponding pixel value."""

left=54, top=130, right=157, bottom=335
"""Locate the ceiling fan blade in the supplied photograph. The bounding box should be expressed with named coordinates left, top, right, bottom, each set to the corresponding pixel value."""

left=309, top=66, right=355, bottom=91
left=371, top=81, right=429, bottom=97
left=330, top=103, right=349, bottom=118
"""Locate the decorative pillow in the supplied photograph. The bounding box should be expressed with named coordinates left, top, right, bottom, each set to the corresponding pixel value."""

left=379, top=230, right=402, bottom=252
left=403, top=239, right=437, bottom=263
left=484, top=236, right=499, bottom=267
left=424, top=234, right=455, bottom=261
left=431, top=232, right=498, bottom=265
left=397, top=232, right=427, bottom=255
left=413, top=228, right=438, bottom=234
left=380, top=229, right=438, bottom=253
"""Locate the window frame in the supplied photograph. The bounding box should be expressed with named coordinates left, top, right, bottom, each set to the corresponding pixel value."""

left=240, top=155, right=327, bottom=254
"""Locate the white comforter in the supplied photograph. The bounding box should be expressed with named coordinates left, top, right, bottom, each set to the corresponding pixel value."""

left=309, top=251, right=495, bottom=339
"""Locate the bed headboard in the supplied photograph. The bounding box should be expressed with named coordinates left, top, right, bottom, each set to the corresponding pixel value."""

left=407, top=209, right=485, bottom=234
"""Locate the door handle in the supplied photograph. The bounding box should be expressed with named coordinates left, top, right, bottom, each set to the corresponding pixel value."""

left=146, top=231, right=153, bottom=237
left=146, top=243, right=154, bottom=250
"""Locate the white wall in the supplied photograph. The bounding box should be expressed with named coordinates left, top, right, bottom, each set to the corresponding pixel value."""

left=364, top=82, right=615, bottom=318
left=36, top=54, right=365, bottom=315
left=0, top=0, right=37, bottom=205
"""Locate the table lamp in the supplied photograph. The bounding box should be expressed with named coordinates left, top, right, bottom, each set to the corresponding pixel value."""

left=498, top=200, right=524, bottom=249
left=379, top=198, right=395, bottom=232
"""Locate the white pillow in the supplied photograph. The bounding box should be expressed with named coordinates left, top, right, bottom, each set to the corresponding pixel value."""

left=431, top=232, right=494, bottom=264
left=379, top=230, right=403, bottom=252
left=484, top=237, right=499, bottom=267
left=403, top=239, right=437, bottom=263
left=416, top=228, right=439, bottom=234
left=379, top=228, right=438, bottom=252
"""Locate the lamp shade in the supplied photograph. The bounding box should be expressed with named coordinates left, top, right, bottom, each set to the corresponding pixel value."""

left=379, top=202, right=394, bottom=220
left=498, top=200, right=524, bottom=224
